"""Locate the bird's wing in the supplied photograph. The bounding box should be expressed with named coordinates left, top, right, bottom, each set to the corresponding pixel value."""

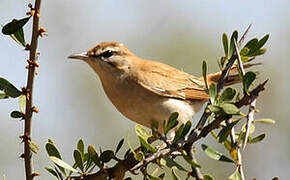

left=134, top=60, right=209, bottom=100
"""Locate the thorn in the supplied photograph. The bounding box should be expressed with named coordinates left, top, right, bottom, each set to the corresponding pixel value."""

left=36, top=12, right=40, bottom=19
left=32, top=106, right=39, bottom=113
left=20, top=153, right=25, bottom=158
left=31, top=172, right=40, bottom=177
left=26, top=10, right=35, bottom=16
left=28, top=3, right=33, bottom=9
left=27, top=60, right=39, bottom=68
left=25, top=44, right=30, bottom=51
left=39, top=27, right=47, bottom=37
left=34, top=70, right=38, bottom=75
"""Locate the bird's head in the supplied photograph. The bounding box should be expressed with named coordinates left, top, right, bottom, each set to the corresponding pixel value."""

left=68, top=42, right=134, bottom=73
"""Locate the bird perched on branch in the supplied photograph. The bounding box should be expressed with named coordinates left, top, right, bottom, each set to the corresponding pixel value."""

left=68, top=42, right=242, bottom=137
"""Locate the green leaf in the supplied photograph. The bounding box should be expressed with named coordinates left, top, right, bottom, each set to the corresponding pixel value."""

left=77, top=139, right=85, bottom=158
left=249, top=133, right=266, bottom=144
left=165, top=112, right=179, bottom=134
left=100, top=150, right=114, bottom=163
left=19, top=95, right=26, bottom=113
left=45, top=167, right=60, bottom=179
left=4, top=83, right=22, bottom=98
left=73, top=150, right=84, bottom=171
left=219, top=87, right=236, bottom=104
left=2, top=17, right=31, bottom=35
left=209, top=83, right=217, bottom=104
left=222, top=33, right=229, bottom=57
left=88, top=145, right=101, bottom=168
left=0, top=77, right=10, bottom=91
left=240, top=47, right=250, bottom=56
left=201, top=144, right=234, bottom=163
left=49, top=156, right=78, bottom=173
left=181, top=150, right=201, bottom=168
left=0, top=93, right=8, bottom=99
left=135, top=125, right=157, bottom=152
left=229, top=30, right=238, bottom=56
left=171, top=167, right=181, bottom=180
left=204, top=175, right=215, bottom=180
left=135, top=151, right=145, bottom=161
left=217, top=120, right=240, bottom=143
left=10, top=28, right=26, bottom=47
left=255, top=34, right=269, bottom=52
left=163, top=157, right=187, bottom=172
left=10, top=111, right=23, bottom=119
left=202, top=60, right=209, bottom=90
left=208, top=104, right=222, bottom=113
left=220, top=103, right=240, bottom=115
left=241, top=123, right=255, bottom=134
left=28, top=140, right=39, bottom=154
left=46, top=143, right=62, bottom=159
left=173, top=124, right=185, bottom=143
left=180, top=120, right=192, bottom=138
left=255, top=118, right=275, bottom=124
left=243, top=71, right=256, bottom=94
left=249, top=48, right=267, bottom=56
left=245, top=38, right=258, bottom=52
left=115, top=138, right=124, bottom=154
left=228, top=168, right=242, bottom=180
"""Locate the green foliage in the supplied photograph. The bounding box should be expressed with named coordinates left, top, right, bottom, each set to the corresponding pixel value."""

left=201, top=144, right=235, bottom=163
left=2, top=16, right=31, bottom=47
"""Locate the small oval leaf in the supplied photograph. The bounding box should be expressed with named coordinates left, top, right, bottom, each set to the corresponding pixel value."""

left=49, top=156, right=78, bottom=173
left=100, top=150, right=114, bottom=163
left=10, top=110, right=23, bottom=119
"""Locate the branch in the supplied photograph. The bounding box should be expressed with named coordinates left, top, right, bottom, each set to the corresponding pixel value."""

left=24, top=0, right=42, bottom=179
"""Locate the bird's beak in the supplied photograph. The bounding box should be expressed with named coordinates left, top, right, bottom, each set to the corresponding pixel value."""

left=68, top=52, right=89, bottom=61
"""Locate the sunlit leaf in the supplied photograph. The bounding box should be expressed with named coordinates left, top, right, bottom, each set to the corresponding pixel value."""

left=0, top=93, right=8, bottom=99
left=135, top=151, right=144, bottom=161
left=204, top=174, right=215, bottom=180
left=240, top=47, right=250, bottom=56
left=222, top=33, right=229, bottom=57
left=28, top=140, right=40, bottom=154
left=135, top=125, right=157, bottom=153
left=181, top=150, right=201, bottom=168
left=201, top=144, right=234, bottom=163
left=255, top=34, right=269, bottom=52
left=220, top=103, right=240, bottom=115
left=255, top=118, right=275, bottom=124
left=49, top=156, right=78, bottom=173
left=228, top=168, right=242, bottom=180
left=19, top=95, right=26, bottom=113
left=171, top=167, right=181, bottom=180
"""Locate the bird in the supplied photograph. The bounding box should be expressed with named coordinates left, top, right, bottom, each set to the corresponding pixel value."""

left=68, top=42, right=242, bottom=137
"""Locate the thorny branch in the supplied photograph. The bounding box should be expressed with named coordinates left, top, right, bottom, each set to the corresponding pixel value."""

left=24, top=0, right=42, bottom=179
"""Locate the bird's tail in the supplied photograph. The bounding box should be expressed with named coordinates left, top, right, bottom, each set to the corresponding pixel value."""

left=205, top=63, right=261, bottom=86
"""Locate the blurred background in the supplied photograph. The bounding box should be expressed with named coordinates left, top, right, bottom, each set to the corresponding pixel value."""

left=0, top=0, right=289, bottom=179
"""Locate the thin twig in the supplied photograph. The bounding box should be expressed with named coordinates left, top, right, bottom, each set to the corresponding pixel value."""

left=24, top=0, right=42, bottom=179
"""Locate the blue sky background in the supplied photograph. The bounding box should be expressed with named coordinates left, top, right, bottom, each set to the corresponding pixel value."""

left=0, top=0, right=289, bottom=179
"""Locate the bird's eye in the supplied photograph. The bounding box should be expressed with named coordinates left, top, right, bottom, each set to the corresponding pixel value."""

left=100, top=50, right=114, bottom=58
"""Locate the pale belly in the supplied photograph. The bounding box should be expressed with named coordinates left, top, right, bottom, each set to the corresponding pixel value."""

left=101, top=76, right=204, bottom=132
